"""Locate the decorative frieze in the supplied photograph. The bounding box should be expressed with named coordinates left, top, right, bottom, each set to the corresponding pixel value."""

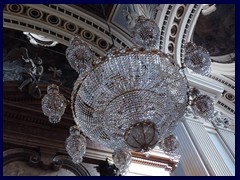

left=3, top=4, right=133, bottom=57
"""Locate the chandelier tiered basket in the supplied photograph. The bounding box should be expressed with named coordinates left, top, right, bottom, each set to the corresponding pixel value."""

left=71, top=46, right=189, bottom=152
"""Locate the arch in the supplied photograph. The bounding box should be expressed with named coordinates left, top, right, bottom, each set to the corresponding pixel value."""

left=3, top=148, right=91, bottom=176
left=3, top=4, right=134, bottom=57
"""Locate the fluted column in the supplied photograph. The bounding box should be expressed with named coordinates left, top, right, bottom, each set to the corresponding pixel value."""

left=216, top=128, right=235, bottom=157
left=184, top=119, right=233, bottom=176
left=174, top=122, right=209, bottom=176
left=211, top=111, right=235, bottom=157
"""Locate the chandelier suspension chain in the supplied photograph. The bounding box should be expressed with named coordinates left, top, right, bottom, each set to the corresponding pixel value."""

left=101, top=4, right=115, bottom=47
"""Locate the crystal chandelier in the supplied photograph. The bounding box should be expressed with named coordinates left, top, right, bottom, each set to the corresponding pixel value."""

left=189, top=87, right=214, bottom=120
left=41, top=84, right=67, bottom=123
left=65, top=36, right=93, bottom=74
left=65, top=125, right=87, bottom=164
left=63, top=14, right=214, bottom=167
left=112, top=149, right=132, bottom=174
left=184, top=42, right=211, bottom=75
left=159, top=134, right=180, bottom=154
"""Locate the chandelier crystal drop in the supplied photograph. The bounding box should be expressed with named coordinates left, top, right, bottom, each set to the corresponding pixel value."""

left=66, top=36, right=93, bottom=74
left=184, top=42, right=211, bottom=76
left=189, top=87, right=201, bottom=99
left=65, top=125, right=87, bottom=164
left=159, top=134, right=179, bottom=154
left=191, top=94, right=214, bottom=120
left=41, top=84, right=67, bottom=123
left=112, top=149, right=132, bottom=174
left=133, top=16, right=160, bottom=50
